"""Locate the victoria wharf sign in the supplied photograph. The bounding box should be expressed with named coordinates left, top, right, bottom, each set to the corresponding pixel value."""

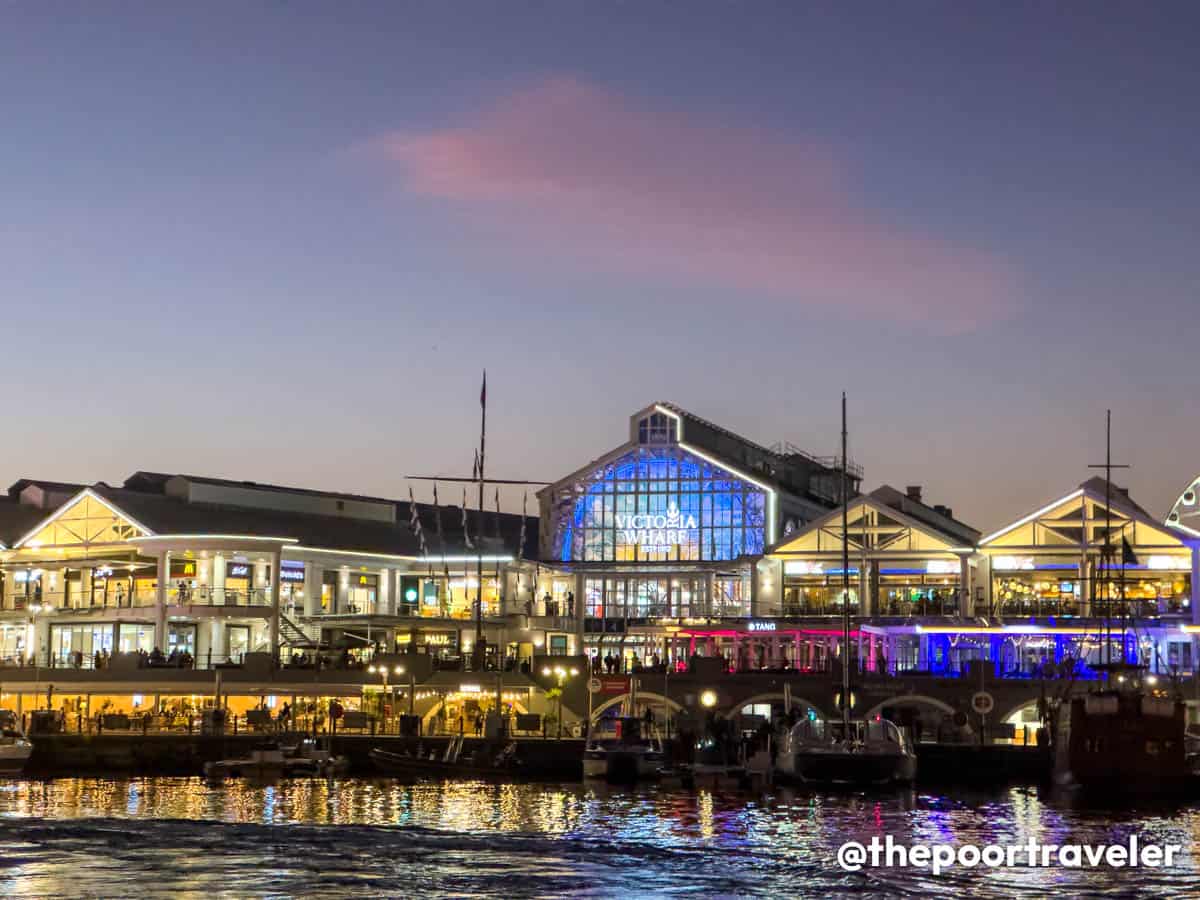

left=616, top=502, right=698, bottom=553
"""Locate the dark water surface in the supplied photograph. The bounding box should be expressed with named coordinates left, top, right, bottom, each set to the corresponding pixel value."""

left=0, top=777, right=1196, bottom=897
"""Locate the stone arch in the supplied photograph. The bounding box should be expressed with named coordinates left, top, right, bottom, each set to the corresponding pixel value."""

left=862, top=694, right=956, bottom=722
left=590, top=691, right=685, bottom=722
left=735, top=691, right=829, bottom=721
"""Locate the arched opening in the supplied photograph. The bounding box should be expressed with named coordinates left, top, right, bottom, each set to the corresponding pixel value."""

left=998, top=699, right=1043, bottom=746
left=735, top=692, right=828, bottom=725
left=862, top=695, right=956, bottom=743
left=590, top=691, right=685, bottom=724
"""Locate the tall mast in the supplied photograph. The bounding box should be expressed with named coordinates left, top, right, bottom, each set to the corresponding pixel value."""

left=1105, top=410, right=1112, bottom=667
left=476, top=371, right=487, bottom=649
left=841, top=391, right=851, bottom=733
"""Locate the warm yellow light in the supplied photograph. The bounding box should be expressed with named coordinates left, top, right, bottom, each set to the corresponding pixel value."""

left=394, top=665, right=405, bottom=675
left=700, top=690, right=718, bottom=708
left=542, top=666, right=552, bottom=676
left=368, top=665, right=378, bottom=674
left=569, top=667, right=579, bottom=676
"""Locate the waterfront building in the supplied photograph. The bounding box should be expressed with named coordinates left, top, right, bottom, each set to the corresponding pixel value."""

left=537, top=402, right=858, bottom=671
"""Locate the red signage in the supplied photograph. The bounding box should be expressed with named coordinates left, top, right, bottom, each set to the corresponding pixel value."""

left=599, top=676, right=630, bottom=694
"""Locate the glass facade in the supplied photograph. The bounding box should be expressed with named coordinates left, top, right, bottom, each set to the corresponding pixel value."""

left=552, top=446, right=767, bottom=563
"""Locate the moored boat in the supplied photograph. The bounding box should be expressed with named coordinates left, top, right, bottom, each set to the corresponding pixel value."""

left=583, top=717, right=665, bottom=783
left=778, top=717, right=917, bottom=786
left=0, top=710, right=33, bottom=775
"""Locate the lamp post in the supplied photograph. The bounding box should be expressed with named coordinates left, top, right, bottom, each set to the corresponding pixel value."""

left=542, top=664, right=580, bottom=739
left=368, top=663, right=405, bottom=733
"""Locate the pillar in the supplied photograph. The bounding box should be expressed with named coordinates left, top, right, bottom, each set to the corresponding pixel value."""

left=155, top=552, right=169, bottom=650
left=574, top=571, right=585, bottom=653
left=303, top=563, right=321, bottom=617
left=212, top=554, right=227, bottom=606
left=1190, top=545, right=1200, bottom=626
left=209, top=620, right=225, bottom=666
left=336, top=568, right=349, bottom=614
left=269, top=549, right=282, bottom=662
left=378, top=567, right=391, bottom=616
left=859, top=561, right=871, bottom=616
left=959, top=554, right=973, bottom=617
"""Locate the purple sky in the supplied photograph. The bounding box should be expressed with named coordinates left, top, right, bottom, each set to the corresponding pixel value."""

left=2, top=3, right=1198, bottom=532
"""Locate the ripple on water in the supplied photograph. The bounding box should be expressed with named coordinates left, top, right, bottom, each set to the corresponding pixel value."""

left=0, top=779, right=1194, bottom=897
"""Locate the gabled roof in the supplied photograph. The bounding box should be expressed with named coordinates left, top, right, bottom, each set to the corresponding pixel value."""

left=980, top=478, right=1188, bottom=551
left=4, top=479, right=539, bottom=561
left=769, top=490, right=973, bottom=557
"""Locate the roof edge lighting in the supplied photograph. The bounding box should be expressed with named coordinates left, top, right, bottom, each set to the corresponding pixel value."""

left=978, top=489, right=1084, bottom=546
left=12, top=488, right=158, bottom=550
left=128, top=534, right=299, bottom=544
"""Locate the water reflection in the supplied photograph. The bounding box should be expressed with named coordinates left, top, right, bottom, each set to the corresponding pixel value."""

left=0, top=778, right=1195, bottom=897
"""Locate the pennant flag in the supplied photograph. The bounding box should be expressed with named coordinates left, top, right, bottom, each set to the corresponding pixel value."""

left=462, top=487, right=474, bottom=550
left=1121, top=536, right=1139, bottom=567
left=408, top=486, right=428, bottom=558
left=516, top=491, right=528, bottom=564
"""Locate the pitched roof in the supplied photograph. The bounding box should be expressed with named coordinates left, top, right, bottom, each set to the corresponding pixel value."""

left=90, top=484, right=538, bottom=559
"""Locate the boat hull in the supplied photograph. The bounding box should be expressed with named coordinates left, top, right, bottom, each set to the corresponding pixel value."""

left=0, top=746, right=33, bottom=775
left=786, top=750, right=916, bottom=786
left=583, top=749, right=663, bottom=783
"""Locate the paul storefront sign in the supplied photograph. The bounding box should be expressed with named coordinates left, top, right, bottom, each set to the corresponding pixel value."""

left=616, top=502, right=698, bottom=554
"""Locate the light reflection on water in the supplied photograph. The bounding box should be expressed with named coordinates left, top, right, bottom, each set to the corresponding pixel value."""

left=0, top=778, right=1196, bottom=897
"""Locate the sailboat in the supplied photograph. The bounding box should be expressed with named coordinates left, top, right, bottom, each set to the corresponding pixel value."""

left=777, top=393, right=917, bottom=786
left=1064, top=411, right=1197, bottom=795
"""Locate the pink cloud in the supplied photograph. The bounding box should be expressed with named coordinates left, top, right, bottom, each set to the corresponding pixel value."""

left=369, top=77, right=1020, bottom=333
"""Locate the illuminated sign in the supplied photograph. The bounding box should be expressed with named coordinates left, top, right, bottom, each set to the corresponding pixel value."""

left=748, top=621, right=776, bottom=632
left=279, top=566, right=305, bottom=582
left=992, top=556, right=1034, bottom=571
left=228, top=564, right=250, bottom=578
left=616, top=502, right=698, bottom=553
left=925, top=560, right=959, bottom=575
left=784, top=561, right=824, bottom=576
left=1147, top=556, right=1190, bottom=571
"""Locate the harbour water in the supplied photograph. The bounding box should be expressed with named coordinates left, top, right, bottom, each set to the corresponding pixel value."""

left=0, top=778, right=1196, bottom=897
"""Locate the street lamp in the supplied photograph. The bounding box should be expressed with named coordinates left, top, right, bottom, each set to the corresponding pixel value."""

left=542, top=664, right=579, bottom=739
left=368, top=664, right=405, bottom=733
left=700, top=689, right=718, bottom=709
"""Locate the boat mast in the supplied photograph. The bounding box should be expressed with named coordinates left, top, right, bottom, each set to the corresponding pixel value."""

left=841, top=392, right=851, bottom=734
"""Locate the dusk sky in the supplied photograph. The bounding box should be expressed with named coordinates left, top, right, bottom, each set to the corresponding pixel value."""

left=3, top=3, right=1198, bottom=532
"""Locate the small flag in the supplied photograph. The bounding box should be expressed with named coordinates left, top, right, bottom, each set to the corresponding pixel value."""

left=462, top=487, right=474, bottom=550
left=516, top=491, right=528, bottom=564
left=408, top=486, right=428, bottom=558
left=1121, top=536, right=1139, bottom=567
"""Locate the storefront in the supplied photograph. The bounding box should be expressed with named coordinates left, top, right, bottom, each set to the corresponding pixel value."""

left=767, top=487, right=979, bottom=619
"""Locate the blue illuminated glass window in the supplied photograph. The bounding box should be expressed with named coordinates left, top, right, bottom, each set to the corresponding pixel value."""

left=552, top=446, right=767, bottom=563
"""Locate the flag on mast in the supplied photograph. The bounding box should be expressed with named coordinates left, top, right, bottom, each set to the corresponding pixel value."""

left=433, top=483, right=451, bottom=614
left=516, top=491, right=528, bottom=564
left=461, top=486, right=474, bottom=550
left=407, top=486, right=428, bottom=558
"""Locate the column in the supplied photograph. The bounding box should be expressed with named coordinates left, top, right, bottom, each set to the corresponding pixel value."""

left=958, top=554, right=973, bottom=616
left=212, top=554, right=227, bottom=606
left=378, top=567, right=391, bottom=616
left=269, top=549, right=282, bottom=663
left=155, top=552, right=169, bottom=650
left=574, top=571, right=585, bottom=653
left=859, top=562, right=871, bottom=616
left=336, top=568, right=349, bottom=614
left=209, top=620, right=225, bottom=666
left=303, top=563, right=321, bottom=617
left=1190, top=545, right=1200, bottom=626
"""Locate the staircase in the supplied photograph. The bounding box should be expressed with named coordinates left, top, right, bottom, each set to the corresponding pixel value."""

left=280, top=613, right=323, bottom=650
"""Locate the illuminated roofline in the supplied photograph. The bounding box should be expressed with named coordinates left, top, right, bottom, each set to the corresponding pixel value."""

left=978, top=489, right=1084, bottom=546
left=916, top=624, right=1115, bottom=635
left=13, top=488, right=157, bottom=549
left=654, top=404, right=779, bottom=545
left=291, top=545, right=513, bottom=563
left=129, top=534, right=298, bottom=544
